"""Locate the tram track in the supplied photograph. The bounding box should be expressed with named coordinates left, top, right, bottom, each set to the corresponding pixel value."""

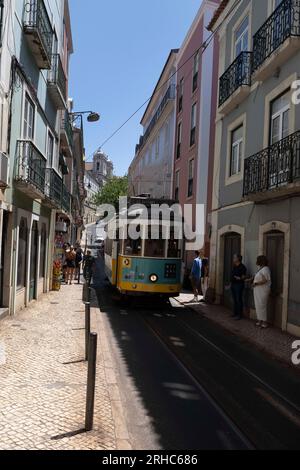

left=139, top=301, right=300, bottom=450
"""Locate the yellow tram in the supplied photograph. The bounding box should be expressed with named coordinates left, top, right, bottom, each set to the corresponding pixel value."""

left=104, top=198, right=184, bottom=298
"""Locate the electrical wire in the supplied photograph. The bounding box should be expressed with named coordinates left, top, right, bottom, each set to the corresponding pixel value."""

left=97, top=0, right=243, bottom=150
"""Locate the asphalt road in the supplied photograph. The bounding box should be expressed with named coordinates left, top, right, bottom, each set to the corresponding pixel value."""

left=92, top=260, right=300, bottom=450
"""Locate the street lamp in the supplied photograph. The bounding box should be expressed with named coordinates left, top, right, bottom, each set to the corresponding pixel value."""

left=69, top=110, right=101, bottom=126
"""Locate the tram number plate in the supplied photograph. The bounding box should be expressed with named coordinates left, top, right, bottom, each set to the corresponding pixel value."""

left=165, top=264, right=177, bottom=279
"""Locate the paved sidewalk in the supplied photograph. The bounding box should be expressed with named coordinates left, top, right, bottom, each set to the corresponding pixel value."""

left=0, top=283, right=120, bottom=450
left=174, top=292, right=299, bottom=367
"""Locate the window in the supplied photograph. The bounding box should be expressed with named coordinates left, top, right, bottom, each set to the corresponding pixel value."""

left=39, top=224, right=47, bottom=278
left=234, top=16, right=249, bottom=57
left=177, top=122, right=182, bottom=159
left=190, top=103, right=197, bottom=146
left=192, top=52, right=199, bottom=92
left=23, top=94, right=35, bottom=140
left=17, top=218, right=28, bottom=289
left=178, top=78, right=184, bottom=112
left=96, top=162, right=100, bottom=171
left=230, top=125, right=243, bottom=176
left=175, top=170, right=180, bottom=200
left=47, top=132, right=54, bottom=168
left=187, top=159, right=194, bottom=197
left=144, top=226, right=165, bottom=258
left=270, top=90, right=290, bottom=145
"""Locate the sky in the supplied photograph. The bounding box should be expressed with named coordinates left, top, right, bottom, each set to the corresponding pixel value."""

left=69, top=0, right=201, bottom=176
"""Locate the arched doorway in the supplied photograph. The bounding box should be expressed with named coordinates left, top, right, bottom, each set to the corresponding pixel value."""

left=223, top=232, right=242, bottom=309
left=264, top=230, right=284, bottom=328
left=29, top=221, right=39, bottom=301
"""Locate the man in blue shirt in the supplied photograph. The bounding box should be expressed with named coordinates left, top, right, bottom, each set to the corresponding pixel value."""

left=191, top=251, right=202, bottom=302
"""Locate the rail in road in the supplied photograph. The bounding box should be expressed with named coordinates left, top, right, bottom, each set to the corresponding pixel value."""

left=136, top=299, right=300, bottom=450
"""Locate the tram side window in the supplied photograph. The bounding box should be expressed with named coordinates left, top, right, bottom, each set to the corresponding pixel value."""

left=124, top=238, right=142, bottom=256
left=144, top=226, right=165, bottom=258
left=168, top=239, right=181, bottom=258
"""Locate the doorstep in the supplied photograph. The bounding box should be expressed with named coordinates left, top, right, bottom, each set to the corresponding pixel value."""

left=174, top=292, right=299, bottom=368
left=0, top=308, right=9, bottom=321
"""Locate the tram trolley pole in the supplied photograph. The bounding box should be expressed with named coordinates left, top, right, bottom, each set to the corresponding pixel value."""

left=85, top=333, right=98, bottom=432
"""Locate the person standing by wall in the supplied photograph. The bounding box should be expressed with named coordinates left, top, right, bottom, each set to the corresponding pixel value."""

left=200, top=257, right=209, bottom=303
left=253, top=256, right=272, bottom=329
left=190, top=251, right=202, bottom=303
left=231, top=254, right=247, bottom=320
left=66, top=246, right=76, bottom=285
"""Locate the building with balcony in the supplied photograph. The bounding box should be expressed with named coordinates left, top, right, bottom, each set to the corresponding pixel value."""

left=84, top=170, right=100, bottom=226
left=173, top=0, right=220, bottom=269
left=128, top=50, right=178, bottom=200
left=0, top=0, right=76, bottom=316
left=208, top=0, right=300, bottom=336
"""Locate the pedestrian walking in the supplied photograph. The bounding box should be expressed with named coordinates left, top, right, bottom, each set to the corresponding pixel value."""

left=253, top=256, right=271, bottom=329
left=66, top=246, right=76, bottom=285
left=200, top=257, right=209, bottom=302
left=83, top=250, right=96, bottom=286
left=231, top=254, right=247, bottom=320
left=190, top=251, right=202, bottom=303
left=75, top=242, right=84, bottom=282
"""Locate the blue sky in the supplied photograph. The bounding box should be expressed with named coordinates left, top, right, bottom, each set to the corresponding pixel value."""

left=69, top=0, right=201, bottom=176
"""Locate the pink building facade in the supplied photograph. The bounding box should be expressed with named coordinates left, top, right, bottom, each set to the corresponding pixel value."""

left=173, top=0, right=220, bottom=269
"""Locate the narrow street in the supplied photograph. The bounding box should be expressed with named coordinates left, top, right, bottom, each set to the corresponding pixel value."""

left=93, top=260, right=300, bottom=450
left=1, top=260, right=300, bottom=450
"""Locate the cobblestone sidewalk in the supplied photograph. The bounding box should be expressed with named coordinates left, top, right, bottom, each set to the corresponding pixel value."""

left=0, top=284, right=118, bottom=450
left=174, top=292, right=299, bottom=368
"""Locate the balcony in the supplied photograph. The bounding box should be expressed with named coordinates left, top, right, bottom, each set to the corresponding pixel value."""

left=62, top=184, right=71, bottom=213
left=14, top=140, right=46, bottom=199
left=138, top=84, right=175, bottom=151
left=45, top=168, right=62, bottom=208
left=219, top=52, right=252, bottom=114
left=60, top=111, right=73, bottom=155
left=243, top=130, right=300, bottom=201
left=23, top=0, right=53, bottom=70
left=252, top=0, right=300, bottom=81
left=47, top=54, right=67, bottom=109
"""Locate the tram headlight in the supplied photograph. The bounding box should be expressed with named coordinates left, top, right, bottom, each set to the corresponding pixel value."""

left=149, top=274, right=158, bottom=283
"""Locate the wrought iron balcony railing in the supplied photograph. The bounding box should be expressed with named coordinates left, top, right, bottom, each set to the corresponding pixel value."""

left=23, top=0, right=53, bottom=68
left=219, top=51, right=252, bottom=107
left=47, top=54, right=67, bottom=104
left=243, top=130, right=300, bottom=196
left=15, top=140, right=46, bottom=194
left=45, top=168, right=62, bottom=206
left=138, top=84, right=175, bottom=151
left=62, top=184, right=71, bottom=213
left=252, top=0, right=300, bottom=73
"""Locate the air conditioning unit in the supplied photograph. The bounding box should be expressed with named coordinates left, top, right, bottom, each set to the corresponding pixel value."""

left=0, top=152, right=8, bottom=188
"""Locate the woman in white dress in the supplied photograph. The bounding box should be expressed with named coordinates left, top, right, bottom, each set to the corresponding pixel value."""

left=253, top=256, right=272, bottom=329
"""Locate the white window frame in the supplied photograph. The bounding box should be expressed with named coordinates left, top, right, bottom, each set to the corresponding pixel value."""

left=225, top=113, right=247, bottom=186
left=230, top=126, right=243, bottom=176
left=231, top=5, right=252, bottom=61
left=270, top=91, right=290, bottom=145
left=22, top=92, right=36, bottom=141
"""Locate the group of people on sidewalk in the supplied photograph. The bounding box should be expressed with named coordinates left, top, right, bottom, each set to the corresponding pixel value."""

left=62, top=243, right=96, bottom=286
left=230, top=254, right=271, bottom=328
left=190, top=251, right=272, bottom=329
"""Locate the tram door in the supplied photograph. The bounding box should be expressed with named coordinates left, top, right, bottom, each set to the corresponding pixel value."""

left=223, top=233, right=241, bottom=309
left=29, top=221, right=38, bottom=301
left=265, top=231, right=284, bottom=327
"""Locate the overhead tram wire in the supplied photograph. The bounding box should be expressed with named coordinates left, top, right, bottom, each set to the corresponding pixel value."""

left=99, top=0, right=243, bottom=149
